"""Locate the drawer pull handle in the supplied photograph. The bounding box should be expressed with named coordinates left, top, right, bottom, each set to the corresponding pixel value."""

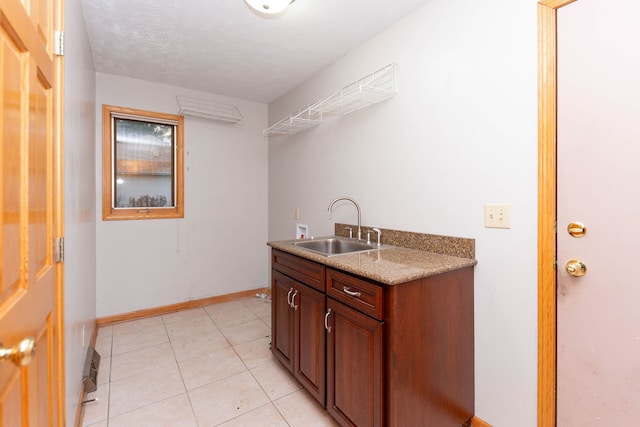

left=287, top=288, right=293, bottom=306
left=343, top=286, right=362, bottom=297
left=291, top=290, right=299, bottom=310
left=325, top=309, right=332, bottom=333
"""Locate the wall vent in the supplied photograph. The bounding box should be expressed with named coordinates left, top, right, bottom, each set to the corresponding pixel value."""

left=177, top=96, right=243, bottom=124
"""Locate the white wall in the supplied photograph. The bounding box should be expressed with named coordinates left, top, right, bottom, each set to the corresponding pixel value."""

left=95, top=75, right=269, bottom=317
left=64, top=0, right=97, bottom=421
left=268, top=1, right=538, bottom=426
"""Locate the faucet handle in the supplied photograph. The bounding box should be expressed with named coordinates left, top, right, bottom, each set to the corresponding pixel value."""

left=366, top=230, right=371, bottom=244
left=345, top=227, right=353, bottom=238
left=372, top=228, right=382, bottom=246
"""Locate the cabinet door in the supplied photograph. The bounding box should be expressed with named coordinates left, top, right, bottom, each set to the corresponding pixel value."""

left=272, top=270, right=295, bottom=372
left=293, top=282, right=326, bottom=406
left=326, top=298, right=383, bottom=427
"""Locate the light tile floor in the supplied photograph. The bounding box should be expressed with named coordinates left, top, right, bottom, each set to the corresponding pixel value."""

left=82, top=297, right=338, bottom=427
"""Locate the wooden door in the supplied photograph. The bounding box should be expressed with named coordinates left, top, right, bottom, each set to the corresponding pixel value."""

left=326, top=298, right=382, bottom=427
left=556, top=0, right=640, bottom=424
left=0, top=0, right=64, bottom=425
left=293, top=281, right=325, bottom=405
left=271, top=270, right=294, bottom=371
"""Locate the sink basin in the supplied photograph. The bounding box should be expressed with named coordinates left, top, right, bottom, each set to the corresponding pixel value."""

left=293, top=238, right=382, bottom=257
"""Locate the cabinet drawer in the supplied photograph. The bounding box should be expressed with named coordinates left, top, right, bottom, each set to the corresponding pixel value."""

left=272, top=249, right=325, bottom=292
left=326, top=268, right=383, bottom=320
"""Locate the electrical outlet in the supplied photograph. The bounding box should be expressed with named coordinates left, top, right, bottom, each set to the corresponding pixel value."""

left=294, top=208, right=300, bottom=220
left=484, top=204, right=511, bottom=229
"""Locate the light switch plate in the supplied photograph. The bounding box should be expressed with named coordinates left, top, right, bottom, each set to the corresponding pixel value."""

left=484, top=204, right=511, bottom=229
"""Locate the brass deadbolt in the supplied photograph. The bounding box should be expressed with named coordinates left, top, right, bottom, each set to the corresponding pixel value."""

left=567, top=222, right=587, bottom=238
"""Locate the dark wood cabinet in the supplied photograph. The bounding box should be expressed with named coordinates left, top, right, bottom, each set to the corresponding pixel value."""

left=326, top=297, right=383, bottom=427
left=271, top=248, right=474, bottom=427
left=383, top=266, right=475, bottom=426
left=293, top=281, right=326, bottom=404
left=272, top=251, right=326, bottom=405
left=272, top=270, right=295, bottom=370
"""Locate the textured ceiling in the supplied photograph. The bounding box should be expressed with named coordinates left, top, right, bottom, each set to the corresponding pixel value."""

left=81, top=0, right=431, bottom=103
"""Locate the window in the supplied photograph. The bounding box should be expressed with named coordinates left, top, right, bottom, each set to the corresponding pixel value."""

left=102, top=105, right=184, bottom=220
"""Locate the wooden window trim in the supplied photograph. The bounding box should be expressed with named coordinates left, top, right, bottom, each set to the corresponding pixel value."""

left=102, top=104, right=184, bottom=220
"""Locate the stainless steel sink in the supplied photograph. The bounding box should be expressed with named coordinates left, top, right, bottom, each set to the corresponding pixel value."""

left=292, top=237, right=384, bottom=257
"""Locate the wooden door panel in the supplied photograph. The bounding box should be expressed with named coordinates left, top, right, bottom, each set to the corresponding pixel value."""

left=0, top=368, right=24, bottom=426
left=0, top=0, right=62, bottom=424
left=1, top=22, right=26, bottom=304
left=29, top=61, right=53, bottom=280
left=0, top=279, right=57, bottom=425
left=29, top=318, right=55, bottom=426
left=32, top=0, right=52, bottom=50
left=327, top=298, right=383, bottom=427
left=293, top=282, right=325, bottom=405
left=272, top=270, right=294, bottom=371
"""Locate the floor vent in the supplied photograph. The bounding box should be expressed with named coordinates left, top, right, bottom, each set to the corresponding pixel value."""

left=83, top=346, right=101, bottom=393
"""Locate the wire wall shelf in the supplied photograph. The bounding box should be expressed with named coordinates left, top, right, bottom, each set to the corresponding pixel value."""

left=264, top=63, right=397, bottom=139
left=311, top=63, right=396, bottom=115
left=177, top=96, right=244, bottom=124
left=264, top=101, right=323, bottom=136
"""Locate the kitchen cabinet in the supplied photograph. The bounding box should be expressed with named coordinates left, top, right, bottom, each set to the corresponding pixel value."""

left=272, top=270, right=294, bottom=369
left=272, top=251, right=326, bottom=405
left=325, top=268, right=385, bottom=427
left=271, top=248, right=474, bottom=426
left=326, top=297, right=383, bottom=427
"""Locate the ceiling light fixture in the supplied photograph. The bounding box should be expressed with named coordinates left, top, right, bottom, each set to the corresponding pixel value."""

left=244, top=0, right=295, bottom=18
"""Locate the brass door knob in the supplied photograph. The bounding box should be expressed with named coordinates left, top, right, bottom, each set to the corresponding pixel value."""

left=0, top=337, right=36, bottom=367
left=565, top=259, right=587, bottom=277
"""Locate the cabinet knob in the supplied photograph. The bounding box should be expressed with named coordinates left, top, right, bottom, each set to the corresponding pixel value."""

left=291, top=290, right=299, bottom=310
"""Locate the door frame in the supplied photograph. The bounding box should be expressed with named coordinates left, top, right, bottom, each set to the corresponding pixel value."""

left=55, top=5, right=66, bottom=424
left=537, top=1, right=577, bottom=426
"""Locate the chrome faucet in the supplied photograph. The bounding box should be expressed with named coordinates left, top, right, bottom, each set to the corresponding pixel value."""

left=327, top=196, right=362, bottom=240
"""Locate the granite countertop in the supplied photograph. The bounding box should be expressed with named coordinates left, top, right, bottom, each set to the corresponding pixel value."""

left=268, top=237, right=477, bottom=285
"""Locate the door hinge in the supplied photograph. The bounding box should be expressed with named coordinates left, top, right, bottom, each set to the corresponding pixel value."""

left=54, top=31, right=64, bottom=56
left=55, top=237, right=65, bottom=262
